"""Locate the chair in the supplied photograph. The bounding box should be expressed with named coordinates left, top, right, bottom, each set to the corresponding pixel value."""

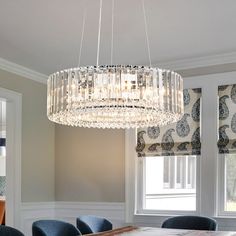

left=0, top=225, right=25, bottom=236
left=161, top=215, right=217, bottom=231
left=76, top=215, right=112, bottom=235
left=32, top=220, right=81, bottom=236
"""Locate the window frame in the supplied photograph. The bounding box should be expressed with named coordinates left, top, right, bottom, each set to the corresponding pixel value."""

left=136, top=155, right=201, bottom=215
left=125, top=73, right=236, bottom=228
left=217, top=84, right=236, bottom=217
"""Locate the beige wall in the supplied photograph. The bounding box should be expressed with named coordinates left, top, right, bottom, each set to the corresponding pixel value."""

left=0, top=69, right=55, bottom=202
left=55, top=126, right=125, bottom=202
left=0, top=68, right=125, bottom=203
left=1, top=62, right=235, bottom=203
left=54, top=63, right=236, bottom=203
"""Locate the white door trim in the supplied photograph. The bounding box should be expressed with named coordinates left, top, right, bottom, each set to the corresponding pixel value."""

left=0, top=87, right=22, bottom=228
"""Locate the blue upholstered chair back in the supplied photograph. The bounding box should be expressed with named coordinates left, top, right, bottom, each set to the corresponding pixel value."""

left=0, top=225, right=25, bottom=236
left=32, top=220, right=81, bottom=236
left=161, top=216, right=217, bottom=231
left=76, top=215, right=112, bottom=235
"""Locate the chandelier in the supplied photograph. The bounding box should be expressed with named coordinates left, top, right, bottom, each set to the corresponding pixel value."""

left=47, top=0, right=184, bottom=129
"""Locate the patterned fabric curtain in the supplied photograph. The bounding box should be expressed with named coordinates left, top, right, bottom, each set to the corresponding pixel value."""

left=218, top=84, right=236, bottom=154
left=136, top=88, right=201, bottom=157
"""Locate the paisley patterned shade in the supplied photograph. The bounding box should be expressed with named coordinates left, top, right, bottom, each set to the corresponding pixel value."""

left=218, top=84, right=236, bottom=154
left=136, top=88, right=201, bottom=157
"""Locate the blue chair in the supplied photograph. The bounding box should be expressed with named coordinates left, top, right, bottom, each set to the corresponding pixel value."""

left=0, top=225, right=24, bottom=236
left=76, top=215, right=112, bottom=235
left=32, top=220, right=81, bottom=236
left=161, top=215, right=217, bottom=231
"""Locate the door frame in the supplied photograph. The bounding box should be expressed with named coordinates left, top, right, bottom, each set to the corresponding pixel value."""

left=0, top=87, right=22, bottom=228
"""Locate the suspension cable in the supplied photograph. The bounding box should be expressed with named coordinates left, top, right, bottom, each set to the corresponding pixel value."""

left=142, top=0, right=152, bottom=67
left=78, top=5, right=87, bottom=67
left=96, top=0, right=103, bottom=67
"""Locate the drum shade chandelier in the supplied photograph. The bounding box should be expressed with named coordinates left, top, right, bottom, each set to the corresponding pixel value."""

left=47, top=0, right=184, bottom=129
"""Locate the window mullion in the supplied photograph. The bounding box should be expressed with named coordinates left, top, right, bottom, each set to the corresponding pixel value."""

left=183, top=156, right=187, bottom=189
left=199, top=84, right=218, bottom=216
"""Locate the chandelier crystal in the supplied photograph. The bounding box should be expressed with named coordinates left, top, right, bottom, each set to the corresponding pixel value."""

left=47, top=0, right=184, bottom=129
left=47, top=65, right=183, bottom=129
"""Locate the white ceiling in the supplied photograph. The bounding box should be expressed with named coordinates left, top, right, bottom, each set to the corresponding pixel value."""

left=0, top=0, right=236, bottom=75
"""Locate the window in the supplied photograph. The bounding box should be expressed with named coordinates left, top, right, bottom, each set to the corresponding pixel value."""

left=135, top=88, right=201, bottom=214
left=138, top=155, right=197, bottom=212
left=225, top=154, right=236, bottom=211
left=217, top=84, right=236, bottom=216
left=126, top=75, right=236, bottom=229
left=218, top=154, right=236, bottom=214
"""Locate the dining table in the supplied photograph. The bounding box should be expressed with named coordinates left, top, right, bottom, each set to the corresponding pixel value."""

left=88, top=226, right=236, bottom=236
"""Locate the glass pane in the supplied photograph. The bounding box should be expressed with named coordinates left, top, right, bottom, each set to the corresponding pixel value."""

left=176, top=157, right=182, bottom=184
left=225, top=154, right=236, bottom=211
left=187, top=156, right=196, bottom=188
left=144, top=156, right=196, bottom=211
left=163, top=157, right=170, bottom=187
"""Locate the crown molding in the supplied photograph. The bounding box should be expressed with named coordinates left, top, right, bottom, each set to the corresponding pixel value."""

left=155, top=51, right=236, bottom=71
left=1, top=51, right=236, bottom=84
left=0, top=58, right=47, bottom=84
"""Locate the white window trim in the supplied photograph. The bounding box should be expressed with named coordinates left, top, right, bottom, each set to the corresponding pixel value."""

left=218, top=154, right=226, bottom=216
left=125, top=71, right=236, bottom=225
left=136, top=156, right=200, bottom=215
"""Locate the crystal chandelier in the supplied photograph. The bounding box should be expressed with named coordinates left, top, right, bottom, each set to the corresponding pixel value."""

left=47, top=0, right=184, bottom=129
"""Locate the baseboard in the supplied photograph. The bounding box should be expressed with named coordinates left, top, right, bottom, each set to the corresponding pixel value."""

left=54, top=201, right=125, bottom=227
left=20, top=202, right=55, bottom=236
left=20, top=201, right=125, bottom=236
left=19, top=201, right=236, bottom=236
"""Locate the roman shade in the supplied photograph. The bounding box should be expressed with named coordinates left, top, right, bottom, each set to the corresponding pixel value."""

left=136, top=88, right=201, bottom=157
left=218, top=84, right=236, bottom=154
